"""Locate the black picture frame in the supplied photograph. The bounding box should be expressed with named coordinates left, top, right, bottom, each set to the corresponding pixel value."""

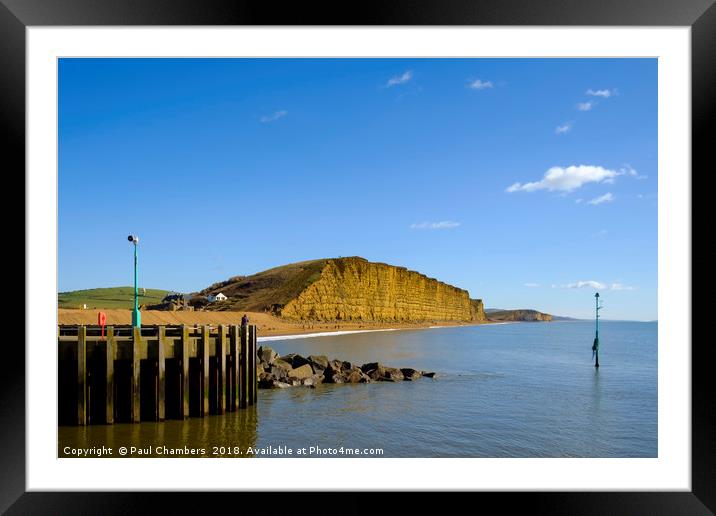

left=5, top=0, right=710, bottom=513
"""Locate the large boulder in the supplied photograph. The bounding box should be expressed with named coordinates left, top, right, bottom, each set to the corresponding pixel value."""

left=361, top=362, right=381, bottom=373
left=385, top=367, right=404, bottom=381
left=292, top=355, right=311, bottom=368
left=271, top=367, right=290, bottom=380
left=257, top=346, right=278, bottom=365
left=401, top=368, right=422, bottom=381
left=270, top=358, right=293, bottom=380
left=272, top=358, right=293, bottom=371
left=302, top=377, right=315, bottom=387
left=343, top=366, right=370, bottom=384
left=258, top=372, right=275, bottom=388
left=285, top=354, right=309, bottom=369
left=363, top=363, right=387, bottom=381
left=278, top=353, right=310, bottom=369
left=376, top=367, right=404, bottom=382
left=346, top=368, right=370, bottom=383
left=367, top=368, right=385, bottom=381
left=308, top=355, right=329, bottom=372
left=279, top=353, right=297, bottom=365
left=322, top=362, right=346, bottom=383
left=345, top=370, right=361, bottom=383
left=288, top=364, right=314, bottom=380
left=324, top=360, right=344, bottom=378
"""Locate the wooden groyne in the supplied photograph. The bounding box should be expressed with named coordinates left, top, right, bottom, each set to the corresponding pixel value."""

left=58, top=324, right=257, bottom=425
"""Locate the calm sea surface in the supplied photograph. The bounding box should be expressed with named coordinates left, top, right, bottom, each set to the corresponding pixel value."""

left=59, top=321, right=657, bottom=458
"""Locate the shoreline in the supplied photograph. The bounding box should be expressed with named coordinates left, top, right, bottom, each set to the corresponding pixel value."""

left=260, top=321, right=525, bottom=342
left=57, top=308, right=502, bottom=338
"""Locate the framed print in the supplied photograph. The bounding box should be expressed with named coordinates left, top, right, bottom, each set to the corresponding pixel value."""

left=5, top=0, right=712, bottom=512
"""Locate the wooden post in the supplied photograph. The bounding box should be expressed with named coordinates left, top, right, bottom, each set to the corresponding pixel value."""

left=251, top=325, right=258, bottom=405
left=229, top=325, right=239, bottom=412
left=247, top=324, right=254, bottom=406
left=247, top=324, right=253, bottom=406
left=132, top=326, right=141, bottom=423
left=77, top=325, right=87, bottom=426
left=181, top=325, right=190, bottom=419
left=105, top=326, right=114, bottom=424
left=217, top=325, right=226, bottom=415
left=157, top=326, right=166, bottom=421
left=247, top=324, right=252, bottom=406
left=201, top=325, right=210, bottom=416
left=240, top=324, right=249, bottom=408
left=238, top=324, right=244, bottom=409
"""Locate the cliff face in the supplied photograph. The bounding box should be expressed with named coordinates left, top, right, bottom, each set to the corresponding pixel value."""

left=470, top=299, right=486, bottom=322
left=201, top=256, right=485, bottom=323
left=278, top=257, right=477, bottom=322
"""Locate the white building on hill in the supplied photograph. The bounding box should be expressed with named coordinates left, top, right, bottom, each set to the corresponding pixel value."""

left=207, top=292, right=227, bottom=302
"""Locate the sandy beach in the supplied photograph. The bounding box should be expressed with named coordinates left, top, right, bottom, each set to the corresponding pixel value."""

left=57, top=308, right=493, bottom=338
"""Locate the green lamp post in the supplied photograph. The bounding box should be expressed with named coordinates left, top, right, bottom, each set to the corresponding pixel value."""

left=592, top=292, right=602, bottom=368
left=128, top=235, right=141, bottom=327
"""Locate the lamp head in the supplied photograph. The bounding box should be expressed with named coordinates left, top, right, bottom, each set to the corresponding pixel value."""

left=128, top=235, right=139, bottom=244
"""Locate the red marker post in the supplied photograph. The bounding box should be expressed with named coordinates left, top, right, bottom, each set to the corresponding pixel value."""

left=98, top=311, right=107, bottom=340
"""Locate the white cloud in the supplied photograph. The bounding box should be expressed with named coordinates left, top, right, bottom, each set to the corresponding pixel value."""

left=610, top=283, right=636, bottom=291
left=556, top=280, right=636, bottom=291
left=586, top=89, right=616, bottom=98
left=524, top=283, right=540, bottom=287
left=620, top=164, right=648, bottom=180
left=555, top=123, right=572, bottom=134
left=575, top=198, right=583, bottom=204
left=506, top=165, right=621, bottom=193
left=587, top=192, right=615, bottom=205
left=565, top=281, right=606, bottom=290
left=467, top=79, right=493, bottom=90
left=260, top=110, right=287, bottom=123
left=576, top=101, right=595, bottom=111
left=410, top=221, right=461, bottom=230
left=386, top=70, right=413, bottom=87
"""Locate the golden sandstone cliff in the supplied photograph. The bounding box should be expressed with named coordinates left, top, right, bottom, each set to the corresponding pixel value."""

left=201, top=257, right=486, bottom=323
left=281, top=258, right=483, bottom=322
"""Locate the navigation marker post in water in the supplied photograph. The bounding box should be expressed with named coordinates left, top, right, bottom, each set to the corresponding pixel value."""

left=592, top=292, right=603, bottom=368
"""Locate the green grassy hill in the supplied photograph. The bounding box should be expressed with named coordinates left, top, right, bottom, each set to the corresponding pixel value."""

left=58, top=287, right=171, bottom=310
left=199, top=258, right=328, bottom=312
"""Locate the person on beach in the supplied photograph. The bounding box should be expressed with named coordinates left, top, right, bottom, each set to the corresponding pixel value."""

left=241, top=313, right=249, bottom=327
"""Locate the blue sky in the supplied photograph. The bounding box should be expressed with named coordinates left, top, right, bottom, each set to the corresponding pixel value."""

left=58, top=58, right=657, bottom=320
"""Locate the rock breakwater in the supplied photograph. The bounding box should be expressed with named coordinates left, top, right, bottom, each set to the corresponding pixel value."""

left=257, top=345, right=436, bottom=389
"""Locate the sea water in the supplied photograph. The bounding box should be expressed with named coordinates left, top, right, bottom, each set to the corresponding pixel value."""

left=59, top=321, right=657, bottom=458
